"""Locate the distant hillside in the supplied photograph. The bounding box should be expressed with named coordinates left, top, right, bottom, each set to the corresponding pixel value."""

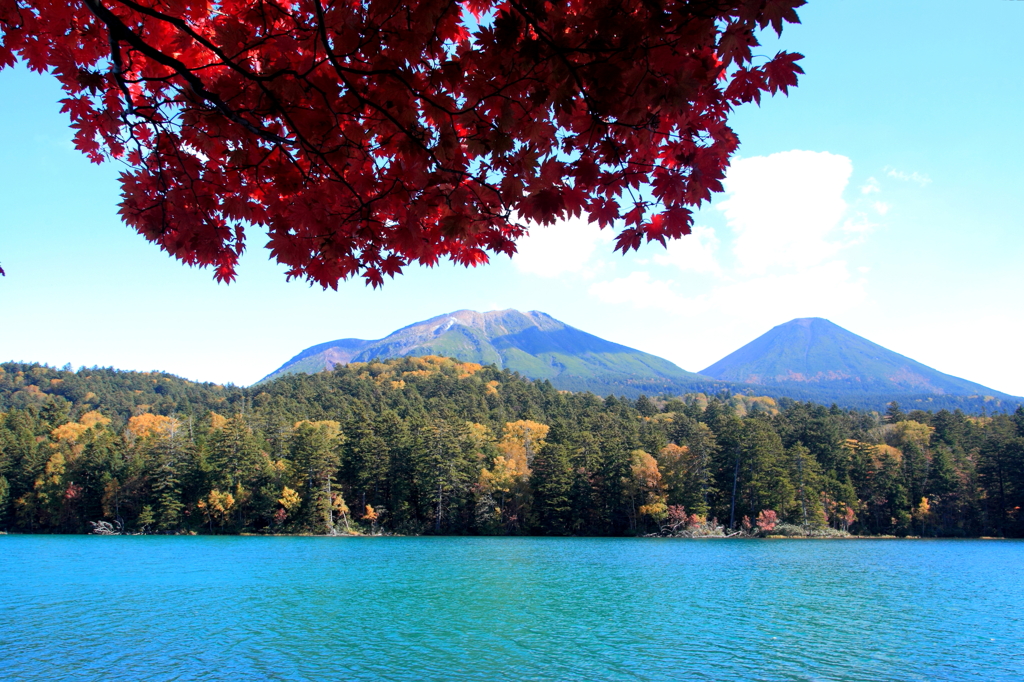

left=701, top=318, right=1022, bottom=410
left=262, top=309, right=722, bottom=397
left=0, top=362, right=244, bottom=423
left=268, top=338, right=373, bottom=377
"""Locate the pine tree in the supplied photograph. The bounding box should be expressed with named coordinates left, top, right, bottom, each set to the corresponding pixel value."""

left=532, top=443, right=574, bottom=535
left=635, top=395, right=658, bottom=418
left=414, top=417, right=476, bottom=534
left=786, top=444, right=823, bottom=527
left=740, top=417, right=793, bottom=521
left=289, top=421, right=343, bottom=534
left=885, top=401, right=906, bottom=424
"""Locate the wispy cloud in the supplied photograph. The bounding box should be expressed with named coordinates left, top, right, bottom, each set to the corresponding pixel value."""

left=884, top=166, right=932, bottom=186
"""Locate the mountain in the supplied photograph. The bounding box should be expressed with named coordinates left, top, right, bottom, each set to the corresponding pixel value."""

left=263, top=312, right=1022, bottom=412
left=700, top=317, right=1021, bottom=408
left=261, top=309, right=721, bottom=397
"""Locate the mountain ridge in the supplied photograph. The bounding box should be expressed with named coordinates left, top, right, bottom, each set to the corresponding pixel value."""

left=261, top=309, right=721, bottom=397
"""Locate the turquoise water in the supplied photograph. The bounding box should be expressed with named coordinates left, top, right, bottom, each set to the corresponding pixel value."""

left=1, top=537, right=1022, bottom=681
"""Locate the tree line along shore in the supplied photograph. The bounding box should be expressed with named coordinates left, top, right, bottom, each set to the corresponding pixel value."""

left=1, top=358, right=1022, bottom=538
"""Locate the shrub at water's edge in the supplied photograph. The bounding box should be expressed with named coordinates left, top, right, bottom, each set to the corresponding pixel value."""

left=767, top=523, right=851, bottom=538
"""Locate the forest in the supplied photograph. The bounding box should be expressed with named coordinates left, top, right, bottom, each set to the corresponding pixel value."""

left=1, top=358, right=1023, bottom=538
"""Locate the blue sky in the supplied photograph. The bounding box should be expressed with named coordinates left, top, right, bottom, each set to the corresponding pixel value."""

left=2, top=0, right=1023, bottom=396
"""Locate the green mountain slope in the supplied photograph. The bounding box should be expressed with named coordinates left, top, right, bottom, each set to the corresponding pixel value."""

left=267, top=338, right=372, bottom=377
left=261, top=309, right=720, bottom=396
left=700, top=318, right=1020, bottom=404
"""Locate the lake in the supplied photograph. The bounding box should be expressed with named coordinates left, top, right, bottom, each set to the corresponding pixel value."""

left=1, top=536, right=1022, bottom=681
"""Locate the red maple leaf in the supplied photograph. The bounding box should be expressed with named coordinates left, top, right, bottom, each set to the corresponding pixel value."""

left=588, top=198, right=620, bottom=229
left=765, top=51, right=805, bottom=95
left=760, top=0, right=807, bottom=36
left=614, top=227, right=644, bottom=253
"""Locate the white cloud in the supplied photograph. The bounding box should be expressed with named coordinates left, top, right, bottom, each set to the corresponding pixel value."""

left=699, top=261, right=867, bottom=325
left=652, top=224, right=721, bottom=274
left=861, top=177, right=881, bottom=194
left=885, top=166, right=932, bottom=186
left=872, top=201, right=890, bottom=216
left=588, top=271, right=682, bottom=309
left=512, top=215, right=612, bottom=277
left=718, top=150, right=853, bottom=274
left=589, top=261, right=867, bottom=323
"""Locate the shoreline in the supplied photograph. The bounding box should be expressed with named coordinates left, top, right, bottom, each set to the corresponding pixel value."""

left=1, top=530, right=1018, bottom=540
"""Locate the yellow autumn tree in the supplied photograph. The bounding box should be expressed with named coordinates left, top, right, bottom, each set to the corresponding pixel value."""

left=478, top=454, right=526, bottom=501
left=363, top=504, right=380, bottom=534
left=630, top=450, right=667, bottom=526
left=656, top=443, right=689, bottom=503
left=875, top=444, right=903, bottom=464
left=32, top=452, right=68, bottom=525
left=632, top=450, right=663, bottom=492
left=127, top=413, right=180, bottom=440
left=891, top=420, right=933, bottom=450
left=51, top=422, right=89, bottom=443
left=496, top=420, right=550, bottom=475
left=51, top=410, right=111, bottom=443
left=912, top=496, right=933, bottom=533
left=475, top=420, right=548, bottom=533
left=333, top=493, right=351, bottom=532
left=198, top=489, right=235, bottom=530
left=79, top=410, right=110, bottom=428
left=278, top=486, right=302, bottom=513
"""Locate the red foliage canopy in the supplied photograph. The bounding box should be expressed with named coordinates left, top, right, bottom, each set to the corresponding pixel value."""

left=0, top=0, right=804, bottom=287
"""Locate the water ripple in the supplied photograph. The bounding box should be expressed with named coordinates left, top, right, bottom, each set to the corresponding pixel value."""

left=1, top=536, right=1023, bottom=681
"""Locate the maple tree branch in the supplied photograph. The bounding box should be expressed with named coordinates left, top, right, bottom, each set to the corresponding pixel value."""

left=106, top=26, right=138, bottom=115
left=111, top=0, right=327, bottom=85
left=106, top=1, right=405, bottom=209
left=81, top=0, right=290, bottom=145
